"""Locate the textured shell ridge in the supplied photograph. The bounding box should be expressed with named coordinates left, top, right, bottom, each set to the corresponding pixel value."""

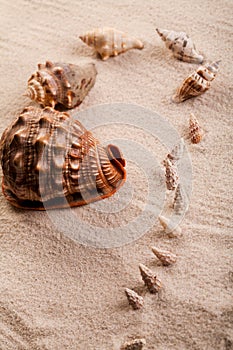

left=0, top=107, right=126, bottom=210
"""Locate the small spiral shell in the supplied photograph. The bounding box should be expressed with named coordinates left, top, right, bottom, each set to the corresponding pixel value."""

left=25, top=61, right=97, bottom=109
left=79, top=27, right=144, bottom=61
left=189, top=113, right=203, bottom=144
left=164, top=158, right=179, bottom=191
left=173, top=60, right=220, bottom=103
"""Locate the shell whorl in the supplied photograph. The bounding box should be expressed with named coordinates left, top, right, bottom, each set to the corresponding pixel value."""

left=173, top=60, right=220, bottom=103
left=25, top=61, right=97, bottom=109
left=0, top=107, right=126, bottom=210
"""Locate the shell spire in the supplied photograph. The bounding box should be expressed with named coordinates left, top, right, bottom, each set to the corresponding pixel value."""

left=0, top=107, right=126, bottom=210
left=125, top=288, right=144, bottom=310
left=79, top=27, right=144, bottom=61
left=25, top=61, right=97, bottom=109
left=189, top=113, right=203, bottom=144
left=151, top=246, right=177, bottom=266
left=164, top=158, right=179, bottom=191
left=120, top=338, right=146, bottom=350
left=165, top=138, right=185, bottom=165
left=156, top=28, right=204, bottom=64
left=173, top=60, right=220, bottom=103
left=173, top=183, right=188, bottom=215
left=139, top=263, right=162, bottom=294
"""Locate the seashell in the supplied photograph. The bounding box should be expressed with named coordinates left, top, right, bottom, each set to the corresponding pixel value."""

left=79, top=27, right=144, bottom=61
left=158, top=215, right=182, bottom=238
left=120, top=338, right=146, bottom=350
left=165, top=138, right=185, bottom=165
left=139, top=263, right=162, bottom=294
left=164, top=158, right=179, bottom=191
left=125, top=288, right=144, bottom=310
left=0, top=106, right=126, bottom=210
left=156, top=28, right=204, bottom=64
left=189, top=113, right=203, bottom=144
left=173, top=183, right=188, bottom=215
left=25, top=61, right=97, bottom=109
left=173, top=60, right=220, bottom=103
left=151, top=246, right=177, bottom=266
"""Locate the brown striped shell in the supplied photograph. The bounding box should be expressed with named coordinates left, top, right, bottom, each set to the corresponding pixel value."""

left=173, top=60, right=220, bottom=103
left=25, top=61, right=97, bottom=109
left=0, top=107, right=126, bottom=210
left=79, top=27, right=144, bottom=61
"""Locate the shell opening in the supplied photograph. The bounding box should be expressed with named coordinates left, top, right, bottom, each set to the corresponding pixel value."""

left=107, top=144, right=126, bottom=168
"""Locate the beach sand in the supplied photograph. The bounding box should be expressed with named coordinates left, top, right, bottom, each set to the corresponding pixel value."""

left=0, top=0, right=232, bottom=349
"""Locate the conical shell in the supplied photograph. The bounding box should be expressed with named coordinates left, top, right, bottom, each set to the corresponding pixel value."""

left=0, top=106, right=126, bottom=210
left=151, top=246, right=177, bottom=266
left=79, top=27, right=144, bottom=61
left=156, top=28, right=204, bottom=64
left=173, top=183, right=188, bottom=215
left=125, top=288, right=144, bottom=310
left=189, top=113, right=203, bottom=144
left=25, top=61, right=97, bottom=109
left=173, top=60, right=220, bottom=103
left=121, top=338, right=146, bottom=350
left=158, top=215, right=182, bottom=238
left=165, top=138, right=185, bottom=165
left=139, top=263, right=162, bottom=294
left=164, top=158, right=179, bottom=191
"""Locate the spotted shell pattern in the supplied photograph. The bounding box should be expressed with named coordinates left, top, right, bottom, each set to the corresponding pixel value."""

left=25, top=61, right=97, bottom=109
left=0, top=107, right=126, bottom=210
left=156, top=28, right=204, bottom=64
left=173, top=60, right=220, bottom=103
left=79, top=27, right=144, bottom=61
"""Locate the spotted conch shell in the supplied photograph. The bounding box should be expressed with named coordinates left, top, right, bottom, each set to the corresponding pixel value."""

left=25, top=61, right=97, bottom=109
left=173, top=60, right=220, bottom=103
left=79, top=27, right=144, bottom=61
left=156, top=28, right=204, bottom=64
left=0, top=107, right=126, bottom=210
left=189, top=113, right=203, bottom=144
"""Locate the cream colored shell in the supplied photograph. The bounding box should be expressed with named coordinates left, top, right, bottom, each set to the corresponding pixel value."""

left=189, top=113, right=203, bottom=144
left=79, top=27, right=144, bottom=60
left=156, top=28, right=204, bottom=63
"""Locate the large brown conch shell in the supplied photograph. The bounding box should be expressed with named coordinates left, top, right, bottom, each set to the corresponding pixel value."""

left=79, top=27, right=144, bottom=61
left=156, top=28, right=204, bottom=64
left=173, top=60, right=220, bottom=103
left=0, top=107, right=126, bottom=210
left=25, top=61, right=97, bottom=109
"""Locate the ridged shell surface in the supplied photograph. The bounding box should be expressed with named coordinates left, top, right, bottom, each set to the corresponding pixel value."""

left=79, top=27, right=144, bottom=60
left=173, top=60, right=220, bottom=103
left=25, top=61, right=97, bottom=109
left=0, top=107, right=126, bottom=210
left=156, top=28, right=204, bottom=64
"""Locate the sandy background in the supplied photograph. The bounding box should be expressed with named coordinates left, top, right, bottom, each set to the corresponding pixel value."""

left=0, top=0, right=233, bottom=349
